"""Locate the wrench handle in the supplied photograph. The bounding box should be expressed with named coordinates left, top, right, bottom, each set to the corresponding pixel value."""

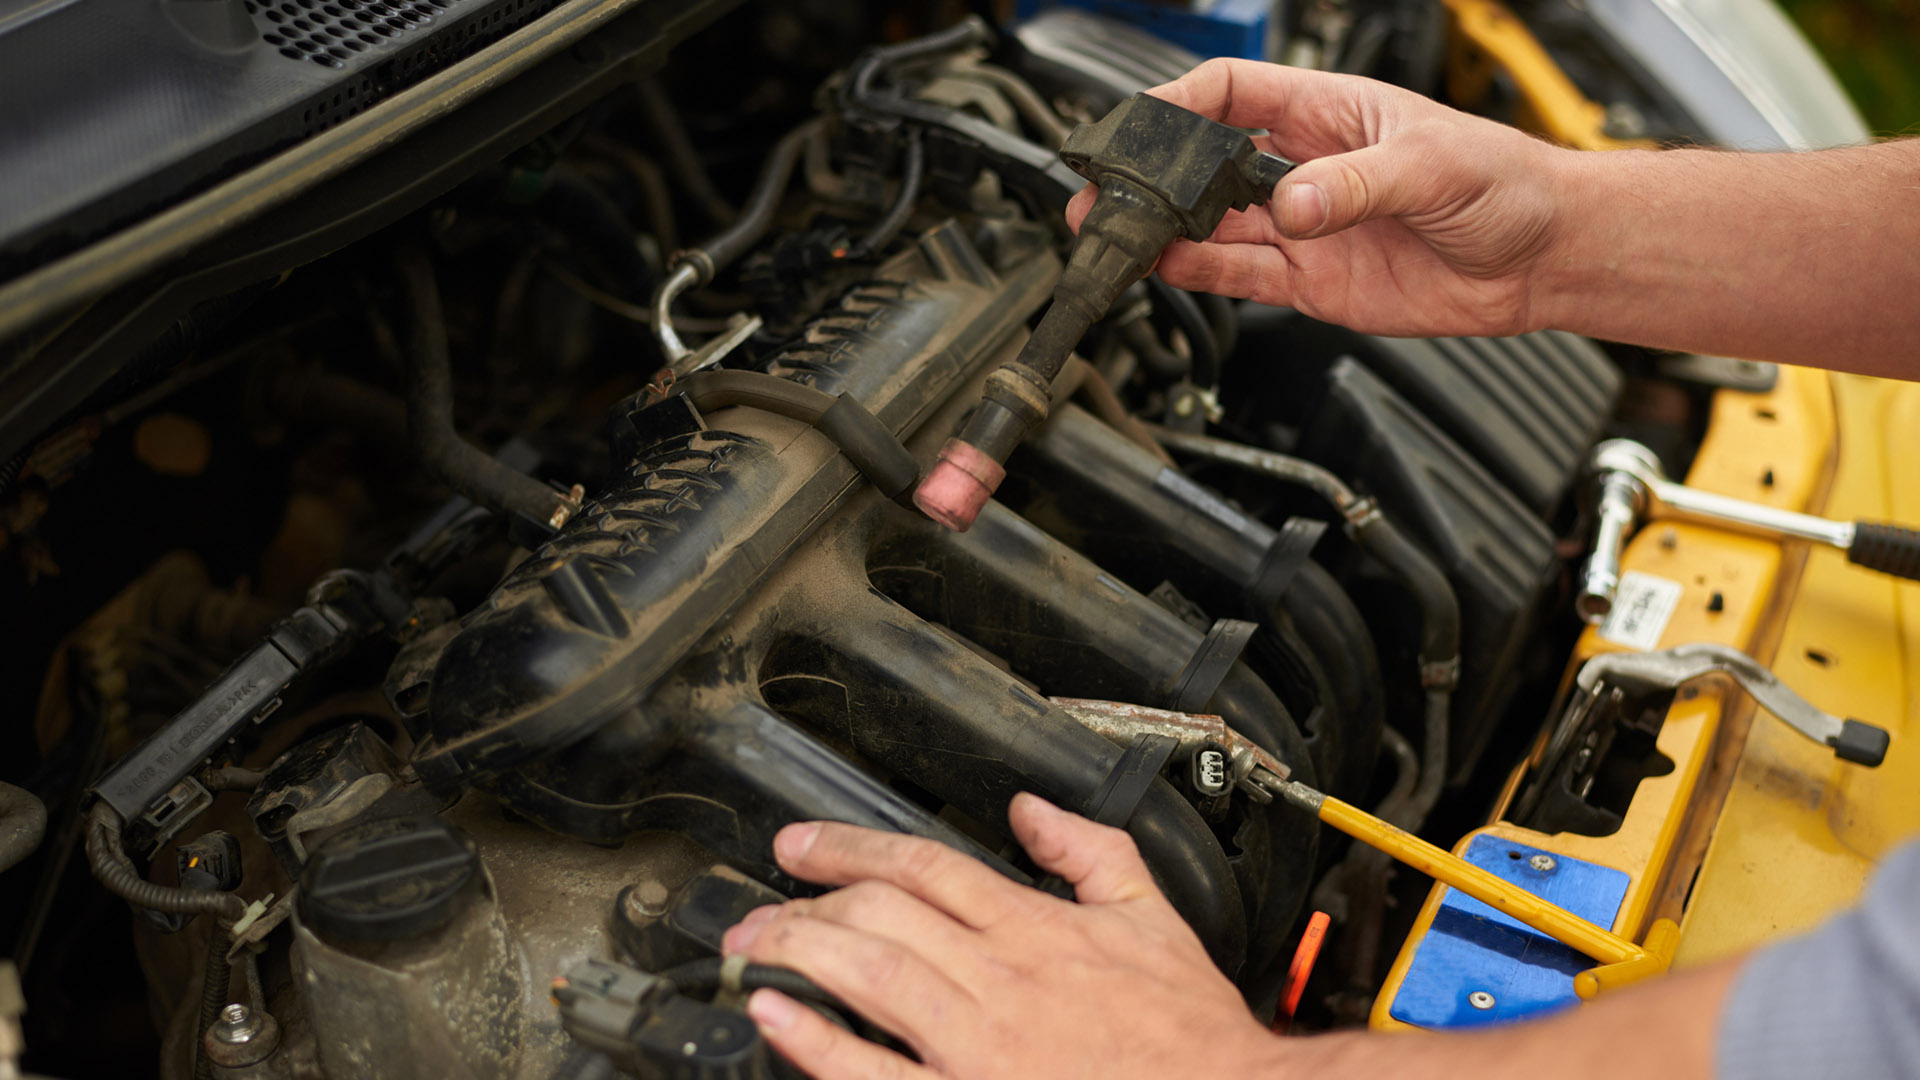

left=1849, top=522, right=1920, bottom=582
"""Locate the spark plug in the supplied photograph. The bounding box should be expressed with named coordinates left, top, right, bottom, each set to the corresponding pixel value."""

left=914, top=93, right=1294, bottom=530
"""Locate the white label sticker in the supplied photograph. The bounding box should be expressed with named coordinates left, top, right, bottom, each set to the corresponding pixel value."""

left=1598, top=571, right=1683, bottom=651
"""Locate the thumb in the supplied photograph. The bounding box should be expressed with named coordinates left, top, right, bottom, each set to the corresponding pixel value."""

left=1009, top=793, right=1163, bottom=906
left=1272, top=132, right=1439, bottom=239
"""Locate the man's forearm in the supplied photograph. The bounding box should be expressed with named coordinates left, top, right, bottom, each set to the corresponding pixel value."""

left=1252, top=959, right=1741, bottom=1080
left=1534, top=140, right=1920, bottom=378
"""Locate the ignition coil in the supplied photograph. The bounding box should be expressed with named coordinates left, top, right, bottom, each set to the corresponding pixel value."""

left=913, top=93, right=1295, bottom=531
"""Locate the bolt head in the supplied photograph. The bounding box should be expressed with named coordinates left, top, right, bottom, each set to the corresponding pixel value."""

left=211, top=1002, right=264, bottom=1045
left=1528, top=854, right=1557, bottom=872
left=623, top=880, right=670, bottom=921
left=1468, top=991, right=1496, bottom=1010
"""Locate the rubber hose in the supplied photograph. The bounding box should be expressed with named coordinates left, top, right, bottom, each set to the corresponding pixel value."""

left=658, top=956, right=842, bottom=1007
left=699, top=120, right=820, bottom=275
left=1275, top=563, right=1385, bottom=802
left=969, top=63, right=1072, bottom=146
left=650, top=120, right=820, bottom=361
left=1200, top=292, right=1238, bottom=365
left=1150, top=429, right=1458, bottom=827
left=1144, top=278, right=1220, bottom=390
left=1354, top=516, right=1461, bottom=684
left=537, top=165, right=655, bottom=297
left=84, top=803, right=247, bottom=922
left=845, top=129, right=925, bottom=261
left=847, top=18, right=993, bottom=103
left=1119, top=318, right=1186, bottom=384
left=635, top=76, right=736, bottom=226
left=1350, top=517, right=1456, bottom=827
left=397, top=246, right=566, bottom=525
left=677, top=371, right=918, bottom=500
left=0, top=782, right=47, bottom=873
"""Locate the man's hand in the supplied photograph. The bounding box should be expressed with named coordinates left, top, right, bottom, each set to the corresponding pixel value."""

left=719, top=793, right=1291, bottom=1080
left=1068, top=57, right=1569, bottom=339
left=721, top=794, right=1744, bottom=1080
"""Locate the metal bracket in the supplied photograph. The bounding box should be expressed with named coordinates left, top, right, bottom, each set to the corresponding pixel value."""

left=1539, top=643, right=1889, bottom=790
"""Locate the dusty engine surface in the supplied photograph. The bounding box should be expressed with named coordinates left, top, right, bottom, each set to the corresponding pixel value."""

left=0, top=5, right=1695, bottom=1079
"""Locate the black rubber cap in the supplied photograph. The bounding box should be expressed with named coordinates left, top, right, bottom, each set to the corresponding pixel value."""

left=299, top=816, right=481, bottom=943
left=1831, top=719, right=1891, bottom=768
left=1849, top=522, right=1920, bottom=582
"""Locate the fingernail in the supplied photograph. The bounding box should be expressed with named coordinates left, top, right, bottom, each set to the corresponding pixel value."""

left=747, top=989, right=799, bottom=1031
left=775, top=821, right=821, bottom=864
left=721, top=922, right=756, bottom=955
left=1283, top=182, right=1327, bottom=235
left=1013, top=791, right=1060, bottom=818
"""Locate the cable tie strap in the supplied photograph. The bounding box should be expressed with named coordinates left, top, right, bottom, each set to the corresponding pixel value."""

left=1249, top=517, right=1327, bottom=611
left=1034, top=733, right=1180, bottom=899
left=1168, top=618, right=1260, bottom=715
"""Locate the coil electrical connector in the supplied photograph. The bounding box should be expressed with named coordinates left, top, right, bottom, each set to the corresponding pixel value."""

left=914, top=93, right=1294, bottom=530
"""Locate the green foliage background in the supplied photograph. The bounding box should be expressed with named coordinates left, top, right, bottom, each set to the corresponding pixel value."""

left=1780, top=0, right=1920, bottom=132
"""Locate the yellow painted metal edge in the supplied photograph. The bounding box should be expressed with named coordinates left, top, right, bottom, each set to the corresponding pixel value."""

left=1439, top=0, right=1653, bottom=151
left=1673, top=372, right=1920, bottom=966
left=1371, top=365, right=1835, bottom=1031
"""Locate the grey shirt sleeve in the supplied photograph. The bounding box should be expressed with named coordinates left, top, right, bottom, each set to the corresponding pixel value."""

left=1718, top=839, right=1920, bottom=1079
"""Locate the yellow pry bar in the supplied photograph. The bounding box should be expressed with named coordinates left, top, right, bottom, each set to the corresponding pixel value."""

left=1278, top=782, right=1679, bottom=999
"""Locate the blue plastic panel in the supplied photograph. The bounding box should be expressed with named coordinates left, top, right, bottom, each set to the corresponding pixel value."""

left=1013, top=0, right=1274, bottom=61
left=1388, top=835, right=1630, bottom=1029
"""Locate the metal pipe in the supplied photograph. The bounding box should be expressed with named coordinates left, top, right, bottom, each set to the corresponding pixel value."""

left=649, top=262, right=702, bottom=363
left=1152, top=427, right=1362, bottom=515
left=648, top=120, right=820, bottom=363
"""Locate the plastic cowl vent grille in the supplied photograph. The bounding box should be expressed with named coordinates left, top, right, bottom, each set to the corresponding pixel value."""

left=244, top=0, right=563, bottom=89
left=247, top=0, right=455, bottom=68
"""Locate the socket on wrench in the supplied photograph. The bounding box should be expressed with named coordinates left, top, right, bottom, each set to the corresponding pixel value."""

left=1578, top=438, right=1920, bottom=623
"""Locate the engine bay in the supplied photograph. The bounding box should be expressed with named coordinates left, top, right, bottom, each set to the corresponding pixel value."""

left=0, top=4, right=1771, bottom=1076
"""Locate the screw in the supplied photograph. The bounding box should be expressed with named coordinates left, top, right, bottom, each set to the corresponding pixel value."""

left=211, top=1003, right=264, bottom=1045
left=1528, top=854, right=1556, bottom=872
left=1659, top=527, right=1678, bottom=550
left=1468, top=991, right=1496, bottom=1010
